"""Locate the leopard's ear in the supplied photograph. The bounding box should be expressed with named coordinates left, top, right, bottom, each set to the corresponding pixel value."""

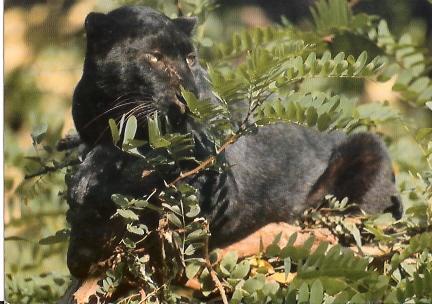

left=173, top=16, right=198, bottom=36
left=85, top=12, right=114, bottom=38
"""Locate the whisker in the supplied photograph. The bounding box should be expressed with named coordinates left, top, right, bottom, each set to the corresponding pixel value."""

left=91, top=100, right=157, bottom=146
left=110, top=93, right=137, bottom=105
left=92, top=108, right=143, bottom=146
left=120, top=104, right=152, bottom=123
left=136, top=110, right=157, bottom=128
left=135, top=107, right=157, bottom=119
left=134, top=112, right=151, bottom=124
left=82, top=101, right=144, bottom=129
left=112, top=94, right=153, bottom=106
left=111, top=96, right=136, bottom=107
left=115, top=91, right=153, bottom=101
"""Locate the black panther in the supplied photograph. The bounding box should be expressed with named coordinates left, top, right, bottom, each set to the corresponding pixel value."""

left=67, top=6, right=402, bottom=278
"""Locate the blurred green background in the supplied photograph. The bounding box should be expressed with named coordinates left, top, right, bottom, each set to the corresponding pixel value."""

left=4, top=0, right=432, bottom=301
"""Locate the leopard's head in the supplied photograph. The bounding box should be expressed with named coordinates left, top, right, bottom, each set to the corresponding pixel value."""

left=73, top=6, right=205, bottom=146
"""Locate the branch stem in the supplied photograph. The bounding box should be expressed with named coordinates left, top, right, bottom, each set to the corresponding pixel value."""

left=169, top=134, right=239, bottom=186
left=24, top=158, right=80, bottom=179
left=203, top=222, right=228, bottom=304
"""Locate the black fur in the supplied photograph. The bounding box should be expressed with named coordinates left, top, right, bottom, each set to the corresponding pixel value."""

left=67, top=6, right=402, bottom=278
left=66, top=146, right=162, bottom=277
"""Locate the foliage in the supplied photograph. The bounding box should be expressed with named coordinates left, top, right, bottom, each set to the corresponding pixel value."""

left=5, top=0, right=432, bottom=303
left=6, top=273, right=70, bottom=304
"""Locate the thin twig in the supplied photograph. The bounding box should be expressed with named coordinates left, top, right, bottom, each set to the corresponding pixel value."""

left=208, top=269, right=228, bottom=304
left=203, top=222, right=228, bottom=304
left=138, top=285, right=166, bottom=304
left=169, top=134, right=239, bottom=186
left=116, top=292, right=140, bottom=304
left=24, top=158, right=81, bottom=179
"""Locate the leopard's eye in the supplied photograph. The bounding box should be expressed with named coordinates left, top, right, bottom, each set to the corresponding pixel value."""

left=186, top=53, right=196, bottom=66
left=146, top=51, right=162, bottom=63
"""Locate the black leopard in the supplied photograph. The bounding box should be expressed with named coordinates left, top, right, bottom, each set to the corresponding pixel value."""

left=67, top=6, right=402, bottom=278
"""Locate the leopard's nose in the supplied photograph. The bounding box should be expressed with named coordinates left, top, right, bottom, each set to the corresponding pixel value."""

left=181, top=78, right=198, bottom=97
left=176, top=64, right=199, bottom=96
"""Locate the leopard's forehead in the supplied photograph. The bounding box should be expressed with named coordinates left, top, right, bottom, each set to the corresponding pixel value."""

left=107, top=6, right=175, bottom=35
left=101, top=6, right=193, bottom=54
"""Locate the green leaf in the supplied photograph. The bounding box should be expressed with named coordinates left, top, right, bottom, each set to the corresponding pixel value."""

left=185, top=204, right=200, bottom=218
left=416, top=128, right=432, bottom=141
left=243, top=275, right=265, bottom=294
left=162, top=203, right=181, bottom=215
left=219, top=251, right=238, bottom=276
left=409, top=77, right=430, bottom=93
left=181, top=87, right=231, bottom=139
left=298, top=282, right=310, bottom=303
left=31, top=123, right=48, bottom=145
left=320, top=278, right=348, bottom=295
left=167, top=212, right=183, bottom=228
left=186, top=260, right=202, bottom=279
left=117, top=209, right=139, bottom=221
left=419, top=86, right=432, bottom=102
left=343, top=221, right=362, bottom=249
left=147, top=113, right=170, bottom=148
left=306, top=107, right=318, bottom=127
left=111, top=194, right=129, bottom=208
left=303, top=235, right=316, bottom=252
left=266, top=244, right=281, bottom=257
left=109, top=118, right=120, bottom=145
left=231, top=288, right=244, bottom=304
left=310, top=280, right=324, bottom=304
left=287, top=232, right=298, bottom=245
left=272, top=231, right=283, bottom=245
left=39, top=229, right=70, bottom=245
left=317, top=113, right=332, bottom=131
left=350, top=293, right=366, bottom=303
left=117, top=114, right=126, bottom=135
left=354, top=51, right=368, bottom=75
left=122, top=115, right=137, bottom=148
left=284, top=257, right=292, bottom=280
left=123, top=237, right=136, bottom=249
left=186, top=229, right=206, bottom=242
left=230, top=260, right=250, bottom=279
left=132, top=199, right=149, bottom=209
left=126, top=224, right=146, bottom=235
left=262, top=282, right=280, bottom=297
left=178, top=183, right=197, bottom=195
left=184, top=243, right=200, bottom=256
left=334, top=52, right=345, bottom=63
